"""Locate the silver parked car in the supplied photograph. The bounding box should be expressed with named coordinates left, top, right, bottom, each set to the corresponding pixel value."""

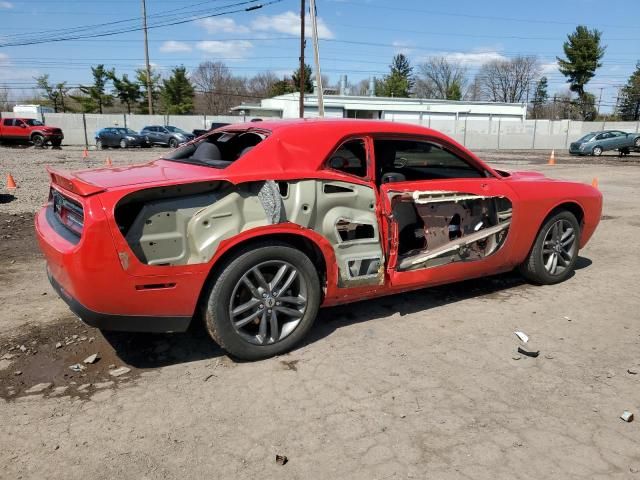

left=140, top=125, right=195, bottom=148
left=569, top=130, right=640, bottom=156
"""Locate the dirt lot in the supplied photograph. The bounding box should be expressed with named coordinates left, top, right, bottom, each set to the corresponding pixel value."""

left=1, top=146, right=639, bottom=479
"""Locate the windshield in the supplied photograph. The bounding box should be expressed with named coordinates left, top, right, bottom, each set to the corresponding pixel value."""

left=117, top=128, right=137, bottom=135
left=577, top=134, right=595, bottom=142
left=162, top=130, right=266, bottom=168
left=166, top=126, right=188, bottom=134
left=25, top=119, right=44, bottom=126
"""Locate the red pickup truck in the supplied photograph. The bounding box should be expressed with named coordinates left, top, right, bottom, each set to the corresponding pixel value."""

left=0, top=117, right=64, bottom=147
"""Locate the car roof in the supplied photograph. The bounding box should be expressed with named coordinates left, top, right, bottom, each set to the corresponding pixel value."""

left=213, top=118, right=494, bottom=181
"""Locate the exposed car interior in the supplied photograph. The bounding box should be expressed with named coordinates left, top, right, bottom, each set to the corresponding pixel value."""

left=164, top=130, right=265, bottom=168
left=375, top=139, right=487, bottom=185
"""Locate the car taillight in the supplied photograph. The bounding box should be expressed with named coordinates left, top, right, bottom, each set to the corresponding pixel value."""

left=51, top=188, right=84, bottom=236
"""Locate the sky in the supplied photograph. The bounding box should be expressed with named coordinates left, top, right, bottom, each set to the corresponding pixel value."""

left=0, top=0, right=638, bottom=112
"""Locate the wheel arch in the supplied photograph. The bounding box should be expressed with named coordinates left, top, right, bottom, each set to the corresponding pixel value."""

left=194, top=227, right=337, bottom=319
left=30, top=130, right=45, bottom=140
left=544, top=201, right=585, bottom=228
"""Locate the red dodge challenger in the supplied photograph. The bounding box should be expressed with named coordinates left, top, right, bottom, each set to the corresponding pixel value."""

left=36, top=120, right=602, bottom=360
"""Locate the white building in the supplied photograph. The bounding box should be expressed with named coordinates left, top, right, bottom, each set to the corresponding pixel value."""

left=232, top=93, right=527, bottom=122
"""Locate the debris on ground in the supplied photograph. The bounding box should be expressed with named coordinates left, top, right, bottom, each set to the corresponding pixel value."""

left=275, top=454, right=288, bottom=466
left=69, top=363, right=85, bottom=372
left=627, top=369, right=638, bottom=375
left=109, top=367, right=131, bottom=377
left=83, top=353, right=99, bottom=364
left=25, top=382, right=52, bottom=394
left=512, top=355, right=522, bottom=361
left=55, top=342, right=62, bottom=349
left=620, top=411, right=634, bottom=423
left=514, top=331, right=529, bottom=343
left=517, top=347, right=540, bottom=358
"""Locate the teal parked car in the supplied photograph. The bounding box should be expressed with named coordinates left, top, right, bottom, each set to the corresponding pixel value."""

left=569, top=130, right=640, bottom=156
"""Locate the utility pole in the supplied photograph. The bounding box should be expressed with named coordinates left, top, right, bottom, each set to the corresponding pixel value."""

left=298, top=0, right=305, bottom=118
left=597, top=87, right=603, bottom=117
left=309, top=0, right=324, bottom=116
left=141, top=0, right=153, bottom=115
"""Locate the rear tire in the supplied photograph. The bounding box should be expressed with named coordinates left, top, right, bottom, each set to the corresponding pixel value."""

left=634, top=137, right=640, bottom=149
left=203, top=241, right=320, bottom=360
left=96, top=139, right=105, bottom=150
left=518, top=211, right=580, bottom=285
left=592, top=145, right=603, bottom=156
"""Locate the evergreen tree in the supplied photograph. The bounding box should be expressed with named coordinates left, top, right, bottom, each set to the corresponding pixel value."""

left=557, top=26, right=605, bottom=118
left=292, top=64, right=313, bottom=93
left=531, top=76, right=549, bottom=118
left=160, top=66, right=195, bottom=114
left=618, top=61, right=640, bottom=121
left=109, top=71, right=142, bottom=114
left=378, top=54, right=414, bottom=97
left=446, top=81, right=462, bottom=101
left=136, top=67, right=162, bottom=113
left=73, top=64, right=113, bottom=113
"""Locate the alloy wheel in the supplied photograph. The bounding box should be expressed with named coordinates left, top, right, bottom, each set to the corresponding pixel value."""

left=229, top=260, right=308, bottom=345
left=541, top=219, right=577, bottom=276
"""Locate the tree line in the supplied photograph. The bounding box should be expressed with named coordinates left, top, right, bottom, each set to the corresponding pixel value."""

left=29, top=25, right=640, bottom=121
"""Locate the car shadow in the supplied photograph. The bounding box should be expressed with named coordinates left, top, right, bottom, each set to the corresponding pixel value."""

left=0, top=193, right=15, bottom=204
left=102, top=256, right=592, bottom=367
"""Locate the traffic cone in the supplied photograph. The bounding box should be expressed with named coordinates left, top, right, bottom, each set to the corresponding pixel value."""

left=105, top=156, right=112, bottom=167
left=547, top=149, right=556, bottom=165
left=6, top=173, right=17, bottom=190
left=591, top=177, right=599, bottom=189
left=82, top=148, right=89, bottom=160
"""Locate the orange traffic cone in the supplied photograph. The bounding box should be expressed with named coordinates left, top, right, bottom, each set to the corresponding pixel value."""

left=105, top=156, right=113, bottom=167
left=547, top=149, right=556, bottom=165
left=591, top=177, right=599, bottom=189
left=6, top=173, right=17, bottom=190
left=82, top=148, right=89, bottom=159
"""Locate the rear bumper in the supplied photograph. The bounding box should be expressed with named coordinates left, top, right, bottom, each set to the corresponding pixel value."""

left=35, top=201, right=196, bottom=333
left=47, top=268, right=191, bottom=332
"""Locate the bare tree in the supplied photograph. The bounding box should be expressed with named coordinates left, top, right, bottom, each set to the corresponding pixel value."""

left=354, top=78, right=370, bottom=96
left=413, top=77, right=438, bottom=99
left=246, top=71, right=278, bottom=99
left=418, top=57, right=468, bottom=100
left=477, top=56, right=540, bottom=103
left=465, top=76, right=483, bottom=101
left=192, top=61, right=248, bottom=115
left=0, top=85, right=13, bottom=111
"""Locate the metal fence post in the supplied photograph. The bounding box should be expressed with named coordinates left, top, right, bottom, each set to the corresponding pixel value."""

left=463, top=116, right=468, bottom=146
left=82, top=113, right=88, bottom=148
left=497, top=118, right=501, bottom=150
left=565, top=120, right=571, bottom=149
left=123, top=113, right=127, bottom=129
left=532, top=119, right=537, bottom=149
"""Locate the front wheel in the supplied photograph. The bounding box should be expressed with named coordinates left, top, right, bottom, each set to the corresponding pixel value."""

left=96, top=139, right=105, bottom=150
left=169, top=137, right=179, bottom=148
left=203, top=242, right=321, bottom=360
left=519, top=211, right=580, bottom=285
left=119, top=139, right=127, bottom=149
left=31, top=134, right=45, bottom=148
left=592, top=145, right=603, bottom=156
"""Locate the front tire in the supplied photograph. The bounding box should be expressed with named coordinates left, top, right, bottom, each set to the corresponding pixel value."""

left=169, top=137, right=179, bottom=148
left=119, top=139, right=127, bottom=149
left=96, top=139, right=105, bottom=150
left=31, top=134, right=45, bottom=148
left=203, top=242, right=321, bottom=360
left=592, top=145, right=603, bottom=156
left=519, top=211, right=580, bottom=285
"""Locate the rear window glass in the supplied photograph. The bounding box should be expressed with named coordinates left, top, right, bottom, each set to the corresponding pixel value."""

left=163, top=130, right=267, bottom=169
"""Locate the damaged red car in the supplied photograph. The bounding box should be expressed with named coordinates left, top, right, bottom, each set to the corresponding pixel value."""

left=35, top=120, right=602, bottom=360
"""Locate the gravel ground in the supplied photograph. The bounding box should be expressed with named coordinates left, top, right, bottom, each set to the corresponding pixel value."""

left=1, top=146, right=639, bottom=479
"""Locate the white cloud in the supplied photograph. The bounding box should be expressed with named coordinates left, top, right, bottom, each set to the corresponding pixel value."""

left=418, top=49, right=508, bottom=66
left=195, top=40, right=253, bottom=59
left=197, top=17, right=249, bottom=34
left=251, top=11, right=334, bottom=39
left=0, top=2, right=14, bottom=9
left=540, top=61, right=558, bottom=75
left=0, top=53, right=39, bottom=81
left=392, top=41, right=413, bottom=56
left=159, top=40, right=192, bottom=53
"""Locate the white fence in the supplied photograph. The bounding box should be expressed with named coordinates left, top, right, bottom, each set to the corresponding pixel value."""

left=2, top=112, right=639, bottom=149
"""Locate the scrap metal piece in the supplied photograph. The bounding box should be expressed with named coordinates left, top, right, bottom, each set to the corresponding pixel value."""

left=257, top=180, right=284, bottom=224
left=621, top=411, right=634, bottom=422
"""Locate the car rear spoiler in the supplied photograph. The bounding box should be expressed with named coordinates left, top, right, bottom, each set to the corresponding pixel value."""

left=47, top=166, right=105, bottom=196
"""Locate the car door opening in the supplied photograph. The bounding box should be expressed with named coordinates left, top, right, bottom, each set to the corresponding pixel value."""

left=390, top=191, right=512, bottom=271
